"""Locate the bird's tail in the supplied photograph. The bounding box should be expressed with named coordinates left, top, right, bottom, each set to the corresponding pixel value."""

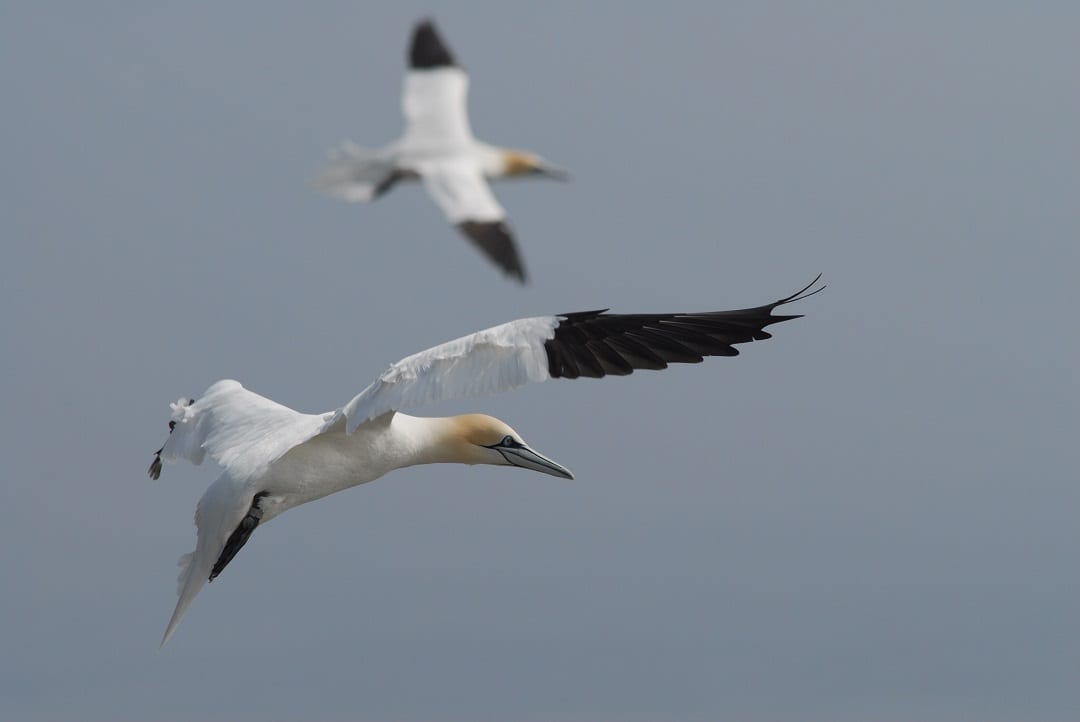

left=160, top=474, right=248, bottom=647
left=161, top=549, right=208, bottom=647
left=312, top=141, right=400, bottom=202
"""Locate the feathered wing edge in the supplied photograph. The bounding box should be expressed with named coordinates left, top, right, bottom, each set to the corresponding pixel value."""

left=342, top=315, right=559, bottom=433
left=340, top=276, right=823, bottom=433
left=543, top=275, right=825, bottom=379
left=153, top=276, right=823, bottom=644
left=149, top=380, right=329, bottom=482
left=151, top=381, right=332, bottom=646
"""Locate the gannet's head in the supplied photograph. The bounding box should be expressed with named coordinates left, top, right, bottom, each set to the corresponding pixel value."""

left=501, top=150, right=570, bottom=181
left=448, top=414, right=574, bottom=479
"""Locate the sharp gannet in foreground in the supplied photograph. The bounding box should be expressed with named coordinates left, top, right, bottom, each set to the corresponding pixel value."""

left=314, top=19, right=567, bottom=283
left=150, top=277, right=822, bottom=646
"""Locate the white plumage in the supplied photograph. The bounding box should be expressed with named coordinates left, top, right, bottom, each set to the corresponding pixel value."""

left=155, top=315, right=562, bottom=646
left=313, top=19, right=566, bottom=282
left=400, top=68, right=473, bottom=147
left=419, top=158, right=506, bottom=225
left=341, top=315, right=557, bottom=432
left=150, top=278, right=822, bottom=646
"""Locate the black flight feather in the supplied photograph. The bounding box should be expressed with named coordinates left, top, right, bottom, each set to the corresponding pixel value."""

left=544, top=275, right=823, bottom=379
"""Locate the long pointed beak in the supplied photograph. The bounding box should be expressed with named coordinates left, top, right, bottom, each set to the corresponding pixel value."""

left=503, top=445, right=575, bottom=479
left=536, top=164, right=571, bottom=181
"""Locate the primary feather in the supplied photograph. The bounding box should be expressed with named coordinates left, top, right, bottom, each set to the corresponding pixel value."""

left=150, top=278, right=822, bottom=645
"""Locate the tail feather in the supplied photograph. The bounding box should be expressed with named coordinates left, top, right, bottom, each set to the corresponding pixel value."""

left=175, top=552, right=195, bottom=596
left=160, top=474, right=251, bottom=647
left=312, top=142, right=400, bottom=203
left=161, top=551, right=208, bottom=647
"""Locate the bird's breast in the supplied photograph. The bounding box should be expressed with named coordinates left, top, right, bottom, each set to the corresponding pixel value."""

left=258, top=424, right=414, bottom=517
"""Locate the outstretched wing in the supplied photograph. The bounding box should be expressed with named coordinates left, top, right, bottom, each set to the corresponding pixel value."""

left=420, top=159, right=526, bottom=281
left=150, top=380, right=333, bottom=646
left=342, top=315, right=556, bottom=432
left=342, top=277, right=823, bottom=432
left=402, top=20, right=473, bottom=145
left=150, top=380, right=330, bottom=482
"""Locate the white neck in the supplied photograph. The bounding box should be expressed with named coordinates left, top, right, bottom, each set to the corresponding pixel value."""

left=472, top=143, right=510, bottom=177
left=260, top=413, right=499, bottom=519
left=386, top=413, right=493, bottom=467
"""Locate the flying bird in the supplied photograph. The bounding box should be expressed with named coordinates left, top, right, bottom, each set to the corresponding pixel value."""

left=149, top=277, right=822, bottom=646
left=314, top=19, right=567, bottom=283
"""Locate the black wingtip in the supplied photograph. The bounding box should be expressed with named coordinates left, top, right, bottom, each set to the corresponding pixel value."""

left=148, top=451, right=163, bottom=480
left=457, top=220, right=528, bottom=283
left=409, top=19, right=457, bottom=69
left=542, top=277, right=824, bottom=380
left=777, top=273, right=825, bottom=307
left=745, top=274, right=823, bottom=328
left=149, top=410, right=183, bottom=480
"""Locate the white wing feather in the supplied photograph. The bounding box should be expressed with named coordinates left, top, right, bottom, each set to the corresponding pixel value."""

left=160, top=379, right=330, bottom=481
left=342, top=316, right=558, bottom=433
left=156, top=380, right=332, bottom=646
left=402, top=68, right=473, bottom=145
left=157, top=319, right=556, bottom=643
left=156, top=319, right=557, bottom=642
left=420, top=159, right=505, bottom=224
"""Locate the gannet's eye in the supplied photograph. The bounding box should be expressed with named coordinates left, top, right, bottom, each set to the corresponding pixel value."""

left=485, top=435, right=521, bottom=450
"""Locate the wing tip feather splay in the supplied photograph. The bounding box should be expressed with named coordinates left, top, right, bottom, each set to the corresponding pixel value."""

left=777, top=273, right=825, bottom=307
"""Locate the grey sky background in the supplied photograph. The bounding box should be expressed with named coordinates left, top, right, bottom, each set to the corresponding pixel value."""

left=2, top=2, right=1078, bottom=720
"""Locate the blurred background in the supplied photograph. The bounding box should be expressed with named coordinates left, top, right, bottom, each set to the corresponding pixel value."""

left=1, top=2, right=1077, bottom=720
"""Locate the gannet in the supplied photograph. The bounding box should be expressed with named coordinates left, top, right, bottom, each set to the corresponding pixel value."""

left=313, top=19, right=567, bottom=283
left=149, top=277, right=822, bottom=646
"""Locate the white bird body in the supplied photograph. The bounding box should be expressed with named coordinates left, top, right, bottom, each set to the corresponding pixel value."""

left=150, top=279, right=823, bottom=646
left=158, top=389, right=536, bottom=647
left=255, top=413, right=495, bottom=515
left=314, top=20, right=566, bottom=282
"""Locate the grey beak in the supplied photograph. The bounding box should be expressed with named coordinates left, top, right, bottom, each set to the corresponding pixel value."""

left=502, top=445, right=575, bottom=479
left=536, top=164, right=571, bottom=181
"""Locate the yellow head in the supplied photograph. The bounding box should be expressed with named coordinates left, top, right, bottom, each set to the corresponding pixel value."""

left=441, top=413, right=574, bottom=478
left=501, top=151, right=571, bottom=180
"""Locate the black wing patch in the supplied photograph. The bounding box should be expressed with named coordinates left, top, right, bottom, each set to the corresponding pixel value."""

left=409, top=19, right=457, bottom=69
left=457, top=220, right=527, bottom=283
left=148, top=422, right=173, bottom=480
left=544, top=276, right=824, bottom=379
left=210, top=492, right=269, bottom=582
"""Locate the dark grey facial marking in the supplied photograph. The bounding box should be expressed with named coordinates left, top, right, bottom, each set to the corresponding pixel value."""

left=484, top=435, right=524, bottom=465
left=485, top=435, right=522, bottom=450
